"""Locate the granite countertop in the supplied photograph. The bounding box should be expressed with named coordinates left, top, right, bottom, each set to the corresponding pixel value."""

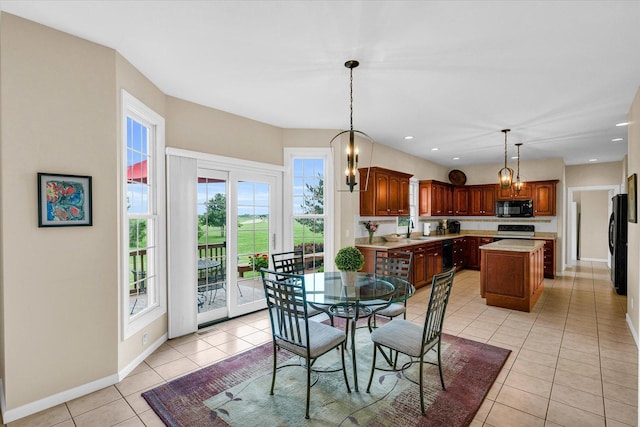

left=356, top=230, right=555, bottom=249
left=479, top=239, right=545, bottom=252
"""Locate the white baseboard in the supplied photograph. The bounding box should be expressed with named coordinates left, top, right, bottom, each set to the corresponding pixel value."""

left=579, top=257, right=608, bottom=262
left=118, top=333, right=167, bottom=381
left=626, top=313, right=639, bottom=349
left=1, top=333, right=167, bottom=423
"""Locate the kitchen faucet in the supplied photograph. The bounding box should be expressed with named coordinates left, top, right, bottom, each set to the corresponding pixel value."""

left=406, top=219, right=414, bottom=238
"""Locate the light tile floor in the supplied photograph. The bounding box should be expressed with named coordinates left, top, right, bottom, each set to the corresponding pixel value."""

left=3, top=261, right=637, bottom=426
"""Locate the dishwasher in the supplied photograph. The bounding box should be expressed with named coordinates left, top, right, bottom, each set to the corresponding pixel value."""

left=442, top=239, right=454, bottom=270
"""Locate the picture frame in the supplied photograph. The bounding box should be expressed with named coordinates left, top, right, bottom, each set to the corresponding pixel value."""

left=38, top=173, right=93, bottom=227
left=628, top=173, right=637, bottom=224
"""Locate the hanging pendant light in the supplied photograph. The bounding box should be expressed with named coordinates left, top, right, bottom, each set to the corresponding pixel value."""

left=514, top=142, right=523, bottom=194
left=498, top=129, right=514, bottom=189
left=330, top=60, right=374, bottom=193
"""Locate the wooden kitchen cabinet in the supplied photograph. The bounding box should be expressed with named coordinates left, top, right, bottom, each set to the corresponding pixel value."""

left=466, top=236, right=492, bottom=269
left=469, top=185, right=497, bottom=216
left=356, top=243, right=432, bottom=289
left=419, top=180, right=453, bottom=216
left=453, top=186, right=470, bottom=215
left=453, top=237, right=466, bottom=270
left=356, top=245, right=377, bottom=273
left=359, top=167, right=412, bottom=216
left=532, top=180, right=558, bottom=216
left=412, top=244, right=428, bottom=288
left=496, top=182, right=534, bottom=200
left=540, top=238, right=556, bottom=278
left=426, top=242, right=443, bottom=283
left=480, top=241, right=545, bottom=312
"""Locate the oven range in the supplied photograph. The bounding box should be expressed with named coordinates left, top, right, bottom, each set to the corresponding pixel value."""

left=492, top=224, right=535, bottom=242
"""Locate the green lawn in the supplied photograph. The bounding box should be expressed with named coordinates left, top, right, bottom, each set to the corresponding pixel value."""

left=199, top=216, right=323, bottom=256
left=130, top=216, right=324, bottom=287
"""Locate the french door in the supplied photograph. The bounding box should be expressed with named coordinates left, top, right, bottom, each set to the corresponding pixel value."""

left=196, top=168, right=277, bottom=325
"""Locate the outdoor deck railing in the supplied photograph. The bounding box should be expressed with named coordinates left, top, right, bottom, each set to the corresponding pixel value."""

left=129, top=241, right=323, bottom=294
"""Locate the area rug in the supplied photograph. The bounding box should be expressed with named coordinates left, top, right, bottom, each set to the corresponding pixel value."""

left=142, top=327, right=510, bottom=426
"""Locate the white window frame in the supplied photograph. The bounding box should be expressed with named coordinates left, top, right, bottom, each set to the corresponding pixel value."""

left=284, top=148, right=334, bottom=270
left=397, top=178, right=418, bottom=234
left=121, top=90, right=166, bottom=339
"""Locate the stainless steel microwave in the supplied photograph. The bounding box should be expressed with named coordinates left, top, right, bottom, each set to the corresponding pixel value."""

left=495, top=200, right=533, bottom=217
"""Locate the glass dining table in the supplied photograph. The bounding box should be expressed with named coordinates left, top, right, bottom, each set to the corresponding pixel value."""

left=303, top=271, right=414, bottom=391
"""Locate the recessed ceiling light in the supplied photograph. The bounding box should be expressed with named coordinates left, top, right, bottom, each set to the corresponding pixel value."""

left=404, top=136, right=414, bottom=140
left=612, top=138, right=623, bottom=142
left=589, top=159, right=598, bottom=162
left=616, top=122, right=629, bottom=127
left=511, top=156, right=519, bottom=160
left=452, top=157, right=460, bottom=160
left=431, top=148, right=439, bottom=151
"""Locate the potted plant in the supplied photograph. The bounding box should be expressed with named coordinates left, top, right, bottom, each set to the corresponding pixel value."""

left=334, top=246, right=365, bottom=286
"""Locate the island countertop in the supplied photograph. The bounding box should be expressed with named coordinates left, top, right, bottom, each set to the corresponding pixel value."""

left=479, top=239, right=545, bottom=252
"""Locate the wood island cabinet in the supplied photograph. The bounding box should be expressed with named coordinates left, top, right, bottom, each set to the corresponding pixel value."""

left=480, top=240, right=545, bottom=312
left=469, top=185, right=497, bottom=216
left=359, top=167, right=412, bottom=216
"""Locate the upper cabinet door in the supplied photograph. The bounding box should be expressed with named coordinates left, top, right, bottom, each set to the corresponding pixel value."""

left=359, top=167, right=413, bottom=216
left=497, top=182, right=533, bottom=200
left=453, top=186, right=469, bottom=215
left=533, top=181, right=557, bottom=216
left=375, top=172, right=391, bottom=216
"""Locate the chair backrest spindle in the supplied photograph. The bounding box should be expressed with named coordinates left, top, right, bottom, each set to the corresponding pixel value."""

left=422, top=267, right=456, bottom=348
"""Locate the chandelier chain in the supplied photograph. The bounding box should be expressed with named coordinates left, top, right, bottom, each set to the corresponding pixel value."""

left=504, top=131, right=508, bottom=167
left=349, top=67, right=354, bottom=131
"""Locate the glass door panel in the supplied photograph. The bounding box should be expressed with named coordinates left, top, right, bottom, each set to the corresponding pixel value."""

left=196, top=173, right=229, bottom=325
left=230, top=177, right=274, bottom=316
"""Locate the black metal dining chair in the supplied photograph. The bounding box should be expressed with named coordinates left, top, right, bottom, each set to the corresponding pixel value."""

left=260, top=269, right=351, bottom=419
left=271, top=250, right=331, bottom=323
left=366, top=267, right=456, bottom=415
left=367, top=250, right=413, bottom=331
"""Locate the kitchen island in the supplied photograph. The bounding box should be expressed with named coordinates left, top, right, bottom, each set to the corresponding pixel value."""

left=480, top=239, right=545, bottom=312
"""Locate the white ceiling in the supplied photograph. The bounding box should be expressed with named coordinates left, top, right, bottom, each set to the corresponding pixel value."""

left=3, top=1, right=640, bottom=167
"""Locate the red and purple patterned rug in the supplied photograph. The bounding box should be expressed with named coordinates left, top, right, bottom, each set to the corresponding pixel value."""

left=142, top=329, right=510, bottom=426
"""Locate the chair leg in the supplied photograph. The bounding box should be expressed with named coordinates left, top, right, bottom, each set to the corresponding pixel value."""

left=270, top=343, right=277, bottom=396
left=437, top=339, right=445, bottom=390
left=366, top=344, right=378, bottom=393
left=305, top=356, right=311, bottom=419
left=419, top=354, right=425, bottom=415
left=340, top=342, right=351, bottom=393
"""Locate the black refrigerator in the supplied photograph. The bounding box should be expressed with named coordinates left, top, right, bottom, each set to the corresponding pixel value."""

left=609, top=194, right=628, bottom=295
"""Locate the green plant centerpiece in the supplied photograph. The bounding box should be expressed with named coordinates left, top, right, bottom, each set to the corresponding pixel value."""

left=334, top=246, right=364, bottom=287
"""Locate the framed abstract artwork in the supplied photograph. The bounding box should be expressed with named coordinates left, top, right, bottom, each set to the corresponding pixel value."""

left=629, top=173, right=637, bottom=224
left=38, top=173, right=93, bottom=227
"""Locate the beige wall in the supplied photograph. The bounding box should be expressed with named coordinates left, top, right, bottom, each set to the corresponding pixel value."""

left=627, top=87, right=640, bottom=341
left=166, top=96, right=283, bottom=164
left=577, top=190, right=609, bottom=260
left=0, top=14, right=118, bottom=408
left=566, top=161, right=625, bottom=188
